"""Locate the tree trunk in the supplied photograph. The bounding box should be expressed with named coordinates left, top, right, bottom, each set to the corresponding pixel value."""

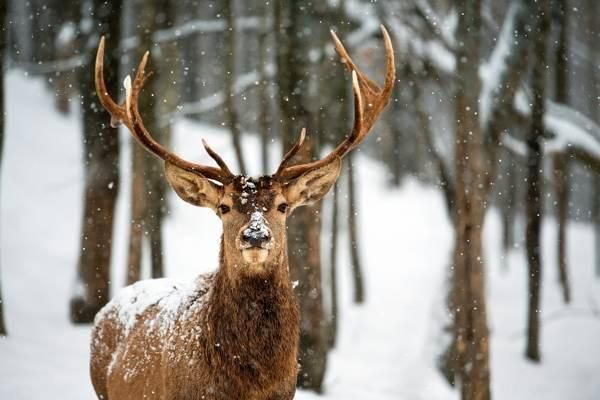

left=257, top=0, right=272, bottom=175
left=126, top=0, right=165, bottom=283
left=453, top=1, right=491, bottom=398
left=553, top=154, right=570, bottom=303
left=126, top=146, right=146, bottom=285
left=588, top=0, right=600, bottom=278
left=0, top=0, right=7, bottom=336
left=328, top=180, right=339, bottom=348
left=70, top=0, right=121, bottom=323
left=525, top=0, right=550, bottom=362
left=275, top=0, right=328, bottom=391
left=552, top=0, right=570, bottom=303
left=502, top=150, right=517, bottom=260
left=347, top=153, right=364, bottom=304
left=70, top=0, right=122, bottom=323
left=223, top=0, right=247, bottom=175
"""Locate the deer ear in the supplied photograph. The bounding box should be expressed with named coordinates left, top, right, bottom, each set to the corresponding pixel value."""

left=164, top=162, right=222, bottom=210
left=284, top=157, right=342, bottom=209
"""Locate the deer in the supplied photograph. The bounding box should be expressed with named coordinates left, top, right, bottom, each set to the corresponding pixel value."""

left=90, top=26, right=395, bottom=400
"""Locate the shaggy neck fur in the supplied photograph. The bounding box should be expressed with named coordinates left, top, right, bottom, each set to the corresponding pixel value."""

left=203, top=237, right=300, bottom=392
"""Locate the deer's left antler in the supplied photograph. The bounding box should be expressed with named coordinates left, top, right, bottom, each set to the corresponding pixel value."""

left=275, top=25, right=396, bottom=181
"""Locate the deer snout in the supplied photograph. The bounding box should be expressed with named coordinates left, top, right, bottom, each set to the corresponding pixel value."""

left=240, top=211, right=272, bottom=250
left=242, top=229, right=271, bottom=248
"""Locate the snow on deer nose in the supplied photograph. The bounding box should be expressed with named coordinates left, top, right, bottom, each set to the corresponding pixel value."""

left=241, top=211, right=272, bottom=249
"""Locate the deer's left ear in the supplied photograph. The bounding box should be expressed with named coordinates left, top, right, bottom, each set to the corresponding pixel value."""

left=284, top=157, right=342, bottom=209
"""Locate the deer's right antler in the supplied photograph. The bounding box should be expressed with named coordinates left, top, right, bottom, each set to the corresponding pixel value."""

left=95, top=37, right=234, bottom=184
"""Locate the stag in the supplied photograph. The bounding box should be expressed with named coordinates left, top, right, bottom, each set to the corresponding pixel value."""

left=90, top=26, right=394, bottom=400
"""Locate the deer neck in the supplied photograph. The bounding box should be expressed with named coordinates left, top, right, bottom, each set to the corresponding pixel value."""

left=203, top=237, right=299, bottom=381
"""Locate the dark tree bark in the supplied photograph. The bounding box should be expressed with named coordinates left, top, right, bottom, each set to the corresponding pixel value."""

left=525, top=0, right=550, bottom=362
left=126, top=0, right=166, bottom=283
left=71, top=0, right=122, bottom=323
left=347, top=153, right=364, bottom=304
left=588, top=0, right=600, bottom=278
left=223, top=0, right=247, bottom=175
left=552, top=154, right=570, bottom=303
left=501, top=150, right=518, bottom=260
left=553, top=0, right=570, bottom=303
left=452, top=1, right=491, bottom=399
left=275, top=0, right=328, bottom=391
left=328, top=180, right=340, bottom=348
left=257, top=0, right=272, bottom=175
left=0, top=0, right=7, bottom=336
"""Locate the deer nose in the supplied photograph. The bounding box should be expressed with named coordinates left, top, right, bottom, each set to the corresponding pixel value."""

left=242, top=228, right=271, bottom=248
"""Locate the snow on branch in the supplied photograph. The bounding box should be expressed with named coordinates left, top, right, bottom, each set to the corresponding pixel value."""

left=9, top=54, right=88, bottom=74
left=479, top=1, right=529, bottom=129
left=162, top=66, right=274, bottom=124
left=508, top=90, right=600, bottom=161
left=121, top=16, right=264, bottom=51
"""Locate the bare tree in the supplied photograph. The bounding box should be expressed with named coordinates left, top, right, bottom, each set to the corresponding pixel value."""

left=257, top=0, right=272, bottom=175
left=347, top=153, right=365, bottom=304
left=275, top=0, right=328, bottom=390
left=70, top=0, right=122, bottom=323
left=126, top=0, right=167, bottom=283
left=525, top=0, right=550, bottom=362
left=452, top=1, right=491, bottom=398
left=0, top=0, right=7, bottom=336
left=223, top=0, right=247, bottom=175
left=328, top=180, right=340, bottom=347
left=552, top=0, right=571, bottom=303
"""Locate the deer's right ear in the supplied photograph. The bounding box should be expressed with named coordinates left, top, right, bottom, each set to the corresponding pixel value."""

left=164, top=162, right=223, bottom=210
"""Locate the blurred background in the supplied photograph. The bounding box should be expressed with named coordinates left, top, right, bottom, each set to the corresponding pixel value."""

left=0, top=0, right=599, bottom=399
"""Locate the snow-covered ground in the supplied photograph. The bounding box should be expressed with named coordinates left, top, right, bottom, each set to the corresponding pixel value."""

left=1, top=71, right=599, bottom=399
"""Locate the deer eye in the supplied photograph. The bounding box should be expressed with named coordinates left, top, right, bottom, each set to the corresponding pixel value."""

left=218, top=204, right=231, bottom=214
left=277, top=203, right=288, bottom=213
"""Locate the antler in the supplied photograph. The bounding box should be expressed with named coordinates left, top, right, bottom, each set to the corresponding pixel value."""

left=95, top=37, right=234, bottom=184
left=275, top=25, right=395, bottom=181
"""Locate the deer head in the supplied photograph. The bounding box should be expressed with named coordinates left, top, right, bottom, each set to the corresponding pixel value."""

left=95, top=26, right=395, bottom=278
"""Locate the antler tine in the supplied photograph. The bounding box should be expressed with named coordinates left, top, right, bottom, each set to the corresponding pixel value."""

left=95, top=37, right=126, bottom=128
left=275, top=26, right=395, bottom=182
left=95, top=38, right=234, bottom=184
left=275, top=127, right=306, bottom=175
left=202, top=139, right=234, bottom=176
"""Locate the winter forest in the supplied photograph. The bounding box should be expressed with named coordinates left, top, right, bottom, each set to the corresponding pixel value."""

left=0, top=0, right=599, bottom=399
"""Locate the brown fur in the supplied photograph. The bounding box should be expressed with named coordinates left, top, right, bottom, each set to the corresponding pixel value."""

left=89, top=167, right=345, bottom=400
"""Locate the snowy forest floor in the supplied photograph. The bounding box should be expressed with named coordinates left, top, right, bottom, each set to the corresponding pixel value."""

left=0, top=71, right=599, bottom=400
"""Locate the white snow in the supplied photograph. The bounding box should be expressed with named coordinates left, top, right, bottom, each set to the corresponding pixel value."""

left=513, top=90, right=600, bottom=159
left=95, top=277, right=206, bottom=336
left=243, top=211, right=270, bottom=244
left=0, top=71, right=599, bottom=400
left=479, top=2, right=521, bottom=128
